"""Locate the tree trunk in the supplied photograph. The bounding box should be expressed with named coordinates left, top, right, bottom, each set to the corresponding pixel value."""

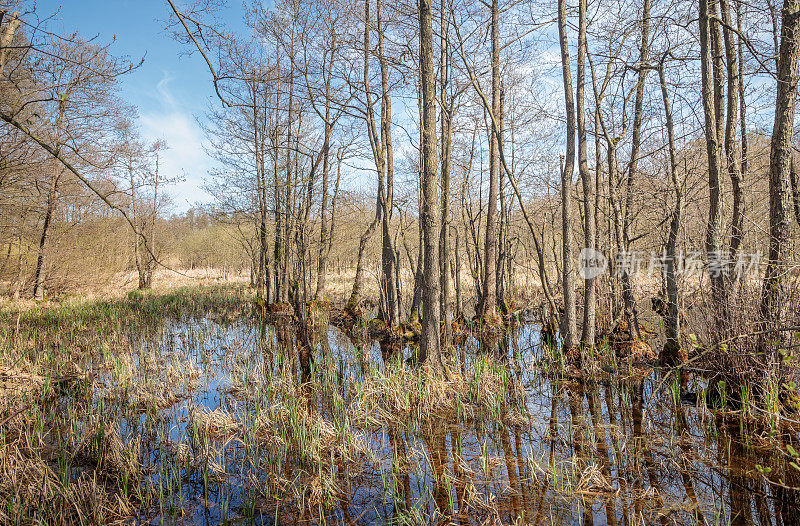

left=760, top=0, right=800, bottom=356
left=273, top=54, right=284, bottom=304
left=34, top=100, right=67, bottom=300
left=480, top=0, right=500, bottom=322
left=317, top=140, right=342, bottom=301
left=658, top=57, right=685, bottom=365
left=497, top=85, right=508, bottom=314
left=142, top=150, right=161, bottom=290
left=377, top=0, right=399, bottom=326
left=315, top=115, right=331, bottom=299
left=439, top=0, right=453, bottom=349
left=616, top=0, right=651, bottom=341
left=577, top=0, right=595, bottom=347
left=557, top=0, right=577, bottom=350
left=346, top=216, right=378, bottom=312
left=454, top=227, right=463, bottom=316
left=720, top=0, right=744, bottom=262
left=33, top=168, right=62, bottom=301
left=699, top=0, right=728, bottom=326
left=419, top=0, right=444, bottom=370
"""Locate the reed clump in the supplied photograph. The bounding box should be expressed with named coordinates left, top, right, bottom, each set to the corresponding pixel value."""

left=349, top=356, right=524, bottom=431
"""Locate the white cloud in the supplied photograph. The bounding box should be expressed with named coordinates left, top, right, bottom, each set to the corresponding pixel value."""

left=138, top=72, right=215, bottom=213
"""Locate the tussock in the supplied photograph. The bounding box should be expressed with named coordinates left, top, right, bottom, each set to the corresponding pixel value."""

left=190, top=406, right=240, bottom=438
left=349, top=359, right=523, bottom=429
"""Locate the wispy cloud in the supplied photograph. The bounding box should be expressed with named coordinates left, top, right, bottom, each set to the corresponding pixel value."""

left=138, top=71, right=214, bottom=213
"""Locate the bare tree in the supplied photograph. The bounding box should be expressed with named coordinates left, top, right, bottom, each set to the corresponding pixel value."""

left=419, top=0, right=444, bottom=370
left=557, top=0, right=577, bottom=351
left=576, top=0, right=595, bottom=347
left=478, top=0, right=501, bottom=323
left=760, top=0, right=800, bottom=354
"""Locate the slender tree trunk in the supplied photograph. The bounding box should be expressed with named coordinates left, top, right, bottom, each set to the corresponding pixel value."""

left=615, top=0, right=651, bottom=341
left=315, top=107, right=332, bottom=299
left=737, top=0, right=749, bottom=243
left=624, top=0, right=650, bottom=248
left=454, top=227, right=463, bottom=316
left=258, top=173, right=270, bottom=300
left=419, top=0, right=444, bottom=370
left=480, top=0, right=500, bottom=322
left=760, top=0, right=800, bottom=356
left=711, top=1, right=726, bottom=145
left=142, top=150, right=161, bottom=289
left=34, top=100, right=67, bottom=300
left=33, top=168, right=62, bottom=301
left=577, top=0, right=595, bottom=346
left=699, top=0, right=728, bottom=326
left=377, top=0, right=399, bottom=326
left=127, top=157, right=147, bottom=291
left=316, top=128, right=342, bottom=301
left=439, top=0, right=453, bottom=348
left=273, top=52, right=284, bottom=304
left=282, top=54, right=296, bottom=304
left=497, top=91, right=507, bottom=314
left=720, top=0, right=744, bottom=263
left=658, top=57, right=684, bottom=365
left=557, top=0, right=577, bottom=350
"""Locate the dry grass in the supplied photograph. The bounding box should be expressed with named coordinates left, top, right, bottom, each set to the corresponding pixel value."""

left=190, top=406, right=240, bottom=439
left=0, top=283, right=796, bottom=524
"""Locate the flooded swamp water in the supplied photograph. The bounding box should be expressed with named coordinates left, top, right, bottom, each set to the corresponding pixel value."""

left=13, top=311, right=800, bottom=525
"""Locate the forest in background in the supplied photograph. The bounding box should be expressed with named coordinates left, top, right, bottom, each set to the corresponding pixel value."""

left=1, top=0, right=798, bottom=367
left=2, top=0, right=800, bottom=522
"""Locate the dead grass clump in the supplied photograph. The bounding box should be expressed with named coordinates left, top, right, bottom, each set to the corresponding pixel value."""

left=0, top=368, right=46, bottom=429
left=329, top=307, right=364, bottom=335
left=308, top=299, right=331, bottom=326
left=351, top=359, right=521, bottom=429
left=613, top=339, right=657, bottom=362
left=190, top=406, right=240, bottom=439
left=262, top=399, right=367, bottom=466
left=264, top=302, right=293, bottom=315
left=0, top=444, right=133, bottom=525
left=127, top=385, right=180, bottom=413
left=65, top=471, right=110, bottom=525
left=574, top=464, right=618, bottom=497
left=97, top=423, right=141, bottom=481
left=0, top=446, right=60, bottom=522
left=0, top=366, right=45, bottom=396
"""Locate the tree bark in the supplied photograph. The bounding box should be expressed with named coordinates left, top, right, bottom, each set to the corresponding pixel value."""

left=760, top=0, right=800, bottom=355
left=733, top=0, right=749, bottom=289
left=315, top=55, right=333, bottom=300
left=33, top=99, right=67, bottom=300
left=377, top=0, right=399, bottom=326
left=273, top=49, right=284, bottom=304
left=699, top=0, right=728, bottom=326
left=439, top=0, right=453, bottom=349
left=480, top=0, right=501, bottom=322
left=658, top=57, right=685, bottom=365
left=557, top=0, right=578, bottom=350
left=419, top=0, right=444, bottom=370
left=720, top=0, right=744, bottom=261
left=33, top=166, right=63, bottom=301
left=618, top=0, right=651, bottom=341
left=577, top=0, right=595, bottom=347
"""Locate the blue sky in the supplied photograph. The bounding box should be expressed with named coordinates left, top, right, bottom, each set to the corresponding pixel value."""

left=37, top=0, right=249, bottom=212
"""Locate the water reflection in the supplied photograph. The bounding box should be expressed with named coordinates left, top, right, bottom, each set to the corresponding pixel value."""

left=110, top=315, right=800, bottom=525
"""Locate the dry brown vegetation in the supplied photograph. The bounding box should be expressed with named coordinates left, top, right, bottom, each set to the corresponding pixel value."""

left=1, top=0, right=800, bottom=522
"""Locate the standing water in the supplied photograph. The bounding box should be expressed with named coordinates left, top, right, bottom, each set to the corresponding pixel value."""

left=74, top=313, right=800, bottom=525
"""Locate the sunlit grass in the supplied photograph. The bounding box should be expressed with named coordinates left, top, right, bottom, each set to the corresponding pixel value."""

left=0, top=285, right=797, bottom=524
